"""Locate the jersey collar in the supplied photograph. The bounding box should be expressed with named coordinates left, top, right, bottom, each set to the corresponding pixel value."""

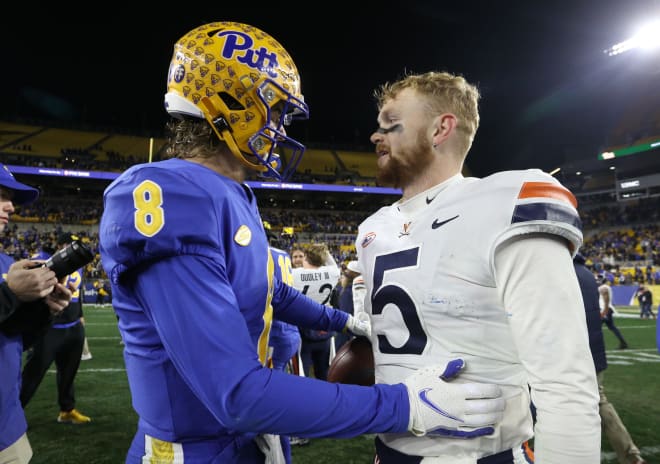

left=395, top=174, right=464, bottom=215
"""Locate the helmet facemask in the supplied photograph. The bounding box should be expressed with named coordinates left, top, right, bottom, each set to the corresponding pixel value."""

left=237, top=79, right=308, bottom=181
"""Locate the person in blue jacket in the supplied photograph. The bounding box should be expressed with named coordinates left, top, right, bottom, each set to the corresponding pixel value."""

left=99, top=21, right=505, bottom=464
left=0, top=164, right=73, bottom=463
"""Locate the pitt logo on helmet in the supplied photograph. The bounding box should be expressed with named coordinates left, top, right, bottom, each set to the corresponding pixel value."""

left=170, top=31, right=282, bottom=85
left=216, top=30, right=280, bottom=80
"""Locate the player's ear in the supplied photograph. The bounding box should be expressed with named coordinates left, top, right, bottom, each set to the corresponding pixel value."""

left=431, top=113, right=457, bottom=147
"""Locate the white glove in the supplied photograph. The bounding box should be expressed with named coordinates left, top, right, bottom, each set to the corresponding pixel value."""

left=344, top=311, right=371, bottom=338
left=404, top=359, right=505, bottom=438
left=254, top=434, right=286, bottom=464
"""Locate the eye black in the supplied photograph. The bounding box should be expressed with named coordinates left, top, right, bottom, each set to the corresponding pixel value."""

left=376, top=124, right=401, bottom=134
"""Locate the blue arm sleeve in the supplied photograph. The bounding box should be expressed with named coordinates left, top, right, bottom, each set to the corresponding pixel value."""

left=271, top=277, right=349, bottom=332
left=133, top=255, right=409, bottom=437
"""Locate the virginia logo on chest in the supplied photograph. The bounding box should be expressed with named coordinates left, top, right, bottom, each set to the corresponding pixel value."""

left=398, top=221, right=412, bottom=238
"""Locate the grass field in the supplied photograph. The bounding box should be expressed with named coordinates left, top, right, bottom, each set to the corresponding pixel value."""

left=22, top=305, right=660, bottom=463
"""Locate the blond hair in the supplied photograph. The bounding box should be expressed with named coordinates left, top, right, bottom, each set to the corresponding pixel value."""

left=374, top=71, right=480, bottom=159
left=305, top=243, right=330, bottom=267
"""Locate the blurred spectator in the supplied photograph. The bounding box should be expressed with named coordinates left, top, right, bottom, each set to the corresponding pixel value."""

left=636, top=285, right=655, bottom=320
left=598, top=277, right=629, bottom=350
left=574, top=254, right=647, bottom=464
left=291, top=243, right=340, bottom=381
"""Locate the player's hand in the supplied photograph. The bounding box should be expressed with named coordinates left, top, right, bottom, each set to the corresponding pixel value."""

left=404, top=359, right=505, bottom=438
left=6, top=260, right=58, bottom=302
left=344, top=311, right=371, bottom=338
left=44, top=282, right=73, bottom=315
left=254, top=434, right=286, bottom=464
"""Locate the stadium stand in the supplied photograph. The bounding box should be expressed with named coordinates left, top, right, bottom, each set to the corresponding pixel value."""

left=3, top=125, right=107, bottom=159
left=335, top=150, right=378, bottom=179
left=0, top=121, right=42, bottom=151
left=294, top=148, right=341, bottom=178
left=0, top=122, right=366, bottom=184
left=86, top=134, right=165, bottom=167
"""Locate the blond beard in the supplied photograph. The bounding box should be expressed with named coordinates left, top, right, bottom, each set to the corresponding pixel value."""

left=376, top=133, right=434, bottom=189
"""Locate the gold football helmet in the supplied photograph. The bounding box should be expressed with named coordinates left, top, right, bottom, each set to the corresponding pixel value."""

left=165, top=22, right=309, bottom=180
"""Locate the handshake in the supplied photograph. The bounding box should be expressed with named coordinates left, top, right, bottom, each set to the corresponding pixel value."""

left=405, top=359, right=505, bottom=438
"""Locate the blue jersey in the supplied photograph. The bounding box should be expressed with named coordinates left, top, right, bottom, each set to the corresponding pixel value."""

left=0, top=253, right=26, bottom=449
left=268, top=247, right=301, bottom=370
left=99, top=159, right=408, bottom=461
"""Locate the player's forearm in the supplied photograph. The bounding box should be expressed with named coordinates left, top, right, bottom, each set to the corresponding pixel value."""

left=224, top=367, right=409, bottom=437
left=533, top=413, right=601, bottom=463
left=273, top=279, right=348, bottom=331
left=495, top=234, right=600, bottom=461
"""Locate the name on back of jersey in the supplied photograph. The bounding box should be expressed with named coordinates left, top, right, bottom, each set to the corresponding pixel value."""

left=299, top=271, right=332, bottom=281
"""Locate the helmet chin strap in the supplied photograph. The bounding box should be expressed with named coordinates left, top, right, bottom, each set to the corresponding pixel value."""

left=199, top=96, right=270, bottom=174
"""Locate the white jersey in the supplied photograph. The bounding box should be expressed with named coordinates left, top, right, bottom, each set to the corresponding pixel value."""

left=292, top=265, right=341, bottom=306
left=357, top=170, right=598, bottom=461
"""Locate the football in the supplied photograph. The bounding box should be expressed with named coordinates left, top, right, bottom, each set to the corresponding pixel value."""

left=327, top=336, right=375, bottom=386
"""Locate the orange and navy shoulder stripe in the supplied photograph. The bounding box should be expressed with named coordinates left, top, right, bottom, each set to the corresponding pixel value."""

left=512, top=181, right=581, bottom=230
left=522, top=440, right=535, bottom=463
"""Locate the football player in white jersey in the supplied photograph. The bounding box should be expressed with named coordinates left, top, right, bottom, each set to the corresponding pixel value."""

left=292, top=243, right=342, bottom=380
left=356, top=71, right=600, bottom=463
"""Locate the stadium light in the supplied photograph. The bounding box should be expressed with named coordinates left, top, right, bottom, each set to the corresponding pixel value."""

left=603, top=20, right=660, bottom=56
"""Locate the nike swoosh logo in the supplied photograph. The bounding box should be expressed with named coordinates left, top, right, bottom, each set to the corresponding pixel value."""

left=425, top=194, right=437, bottom=204
left=418, top=388, right=461, bottom=421
left=431, top=215, right=459, bottom=229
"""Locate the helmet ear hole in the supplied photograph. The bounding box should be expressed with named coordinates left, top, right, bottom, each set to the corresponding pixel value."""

left=218, top=92, right=244, bottom=111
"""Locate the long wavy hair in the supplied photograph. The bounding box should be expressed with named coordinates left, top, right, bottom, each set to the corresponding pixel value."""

left=164, top=118, right=224, bottom=160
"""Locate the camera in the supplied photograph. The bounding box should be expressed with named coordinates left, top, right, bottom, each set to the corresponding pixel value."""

left=44, top=240, right=95, bottom=279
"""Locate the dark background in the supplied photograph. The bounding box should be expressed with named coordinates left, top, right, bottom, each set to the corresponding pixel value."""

left=2, top=0, right=659, bottom=177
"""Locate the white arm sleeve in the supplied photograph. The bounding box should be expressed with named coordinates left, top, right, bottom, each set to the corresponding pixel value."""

left=351, top=275, right=366, bottom=314
left=494, top=234, right=600, bottom=464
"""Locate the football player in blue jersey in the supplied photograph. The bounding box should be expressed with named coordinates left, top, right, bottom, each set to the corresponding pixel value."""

left=264, top=225, right=301, bottom=374
left=265, top=224, right=305, bottom=454
left=356, top=71, right=601, bottom=463
left=99, top=22, right=506, bottom=464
